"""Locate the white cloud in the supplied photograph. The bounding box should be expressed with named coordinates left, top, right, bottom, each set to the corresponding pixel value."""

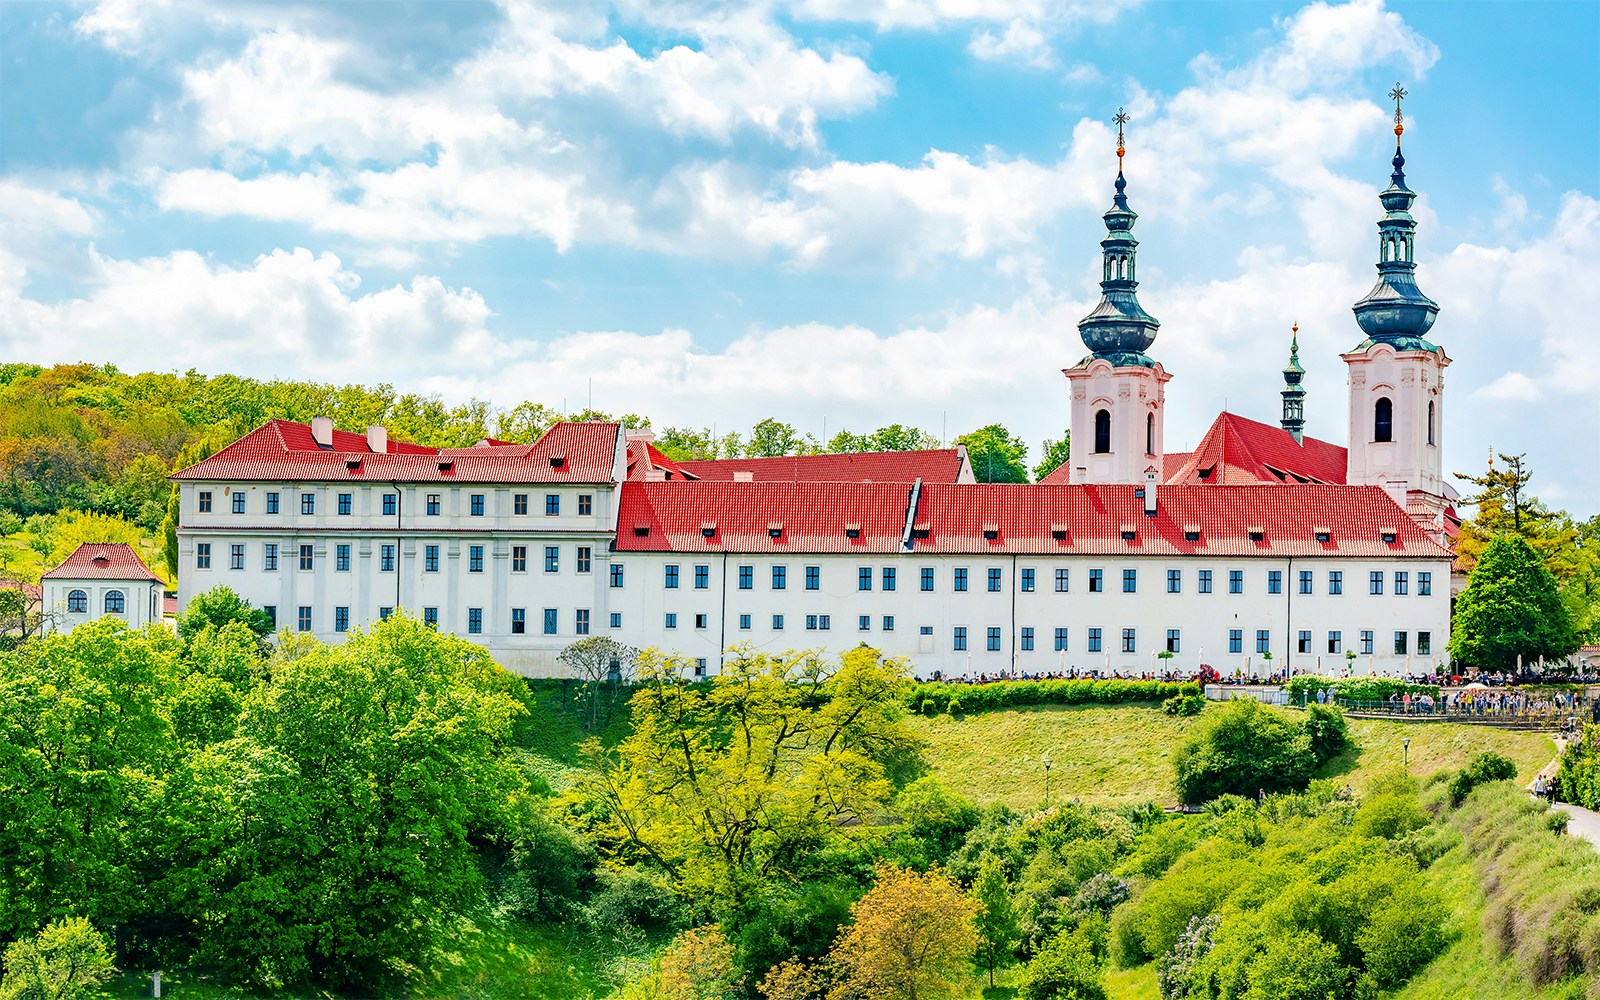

left=1470, top=372, right=1541, bottom=403
left=968, top=21, right=1055, bottom=69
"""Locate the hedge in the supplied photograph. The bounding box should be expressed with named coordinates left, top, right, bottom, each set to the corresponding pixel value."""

left=908, top=679, right=1197, bottom=715
left=1285, top=675, right=1438, bottom=703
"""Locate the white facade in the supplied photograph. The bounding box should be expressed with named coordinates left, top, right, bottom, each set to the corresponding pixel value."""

left=43, top=575, right=162, bottom=635
left=1064, top=358, right=1172, bottom=485
left=1343, top=341, right=1450, bottom=507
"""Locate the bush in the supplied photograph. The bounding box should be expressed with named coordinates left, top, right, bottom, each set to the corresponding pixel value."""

left=1448, top=751, right=1520, bottom=806
left=1157, top=913, right=1217, bottom=1000
left=907, top=679, right=1196, bottom=716
left=1173, top=701, right=1327, bottom=806
left=1018, top=930, right=1107, bottom=1000
left=1299, top=704, right=1347, bottom=761
left=1161, top=694, right=1206, bottom=717
left=0, top=916, right=116, bottom=1000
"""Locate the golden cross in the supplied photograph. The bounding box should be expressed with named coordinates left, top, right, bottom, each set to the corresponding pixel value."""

left=1114, top=108, right=1129, bottom=161
left=1389, top=83, right=1406, bottom=135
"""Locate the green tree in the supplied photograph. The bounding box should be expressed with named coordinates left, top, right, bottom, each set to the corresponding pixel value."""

left=1033, top=432, right=1071, bottom=482
left=558, top=635, right=640, bottom=731
left=1017, top=930, right=1106, bottom=1000
left=829, top=865, right=978, bottom=1000
left=159, top=486, right=179, bottom=577
left=956, top=424, right=1029, bottom=483
left=1455, top=452, right=1574, bottom=575
left=972, top=856, right=1019, bottom=986
left=745, top=418, right=811, bottom=457
left=1450, top=535, right=1577, bottom=671
left=175, top=586, right=274, bottom=643
left=1171, top=700, right=1322, bottom=806
left=827, top=424, right=942, bottom=454
left=0, top=916, right=117, bottom=1000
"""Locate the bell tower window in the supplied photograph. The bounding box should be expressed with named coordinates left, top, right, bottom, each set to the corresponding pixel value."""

left=1146, top=412, right=1155, bottom=456
left=1374, top=397, right=1393, bottom=443
left=1427, top=400, right=1435, bottom=445
left=1094, top=409, right=1111, bottom=454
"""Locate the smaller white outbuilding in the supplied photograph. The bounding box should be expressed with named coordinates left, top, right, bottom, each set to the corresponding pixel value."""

left=41, top=543, right=165, bottom=634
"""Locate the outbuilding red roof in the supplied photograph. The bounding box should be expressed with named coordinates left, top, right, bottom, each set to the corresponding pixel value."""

left=613, top=481, right=1450, bottom=558
left=625, top=438, right=699, bottom=481
left=173, top=419, right=623, bottom=484
left=1166, top=412, right=1347, bottom=486
left=676, top=448, right=968, bottom=484
left=42, top=543, right=165, bottom=583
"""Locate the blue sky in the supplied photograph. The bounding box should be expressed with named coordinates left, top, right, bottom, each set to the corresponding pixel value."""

left=2, top=0, right=1597, bottom=513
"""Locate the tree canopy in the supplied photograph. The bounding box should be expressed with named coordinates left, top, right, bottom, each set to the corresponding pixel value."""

left=1449, top=534, right=1577, bottom=671
left=957, top=424, right=1030, bottom=484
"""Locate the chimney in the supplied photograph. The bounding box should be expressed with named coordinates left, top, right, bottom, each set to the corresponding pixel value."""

left=733, top=471, right=754, bottom=483
left=625, top=427, right=655, bottom=444
left=366, top=425, right=388, bottom=453
left=1144, top=467, right=1158, bottom=516
left=311, top=415, right=334, bottom=448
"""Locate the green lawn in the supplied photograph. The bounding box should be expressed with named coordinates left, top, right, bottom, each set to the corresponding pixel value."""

left=909, top=703, right=1557, bottom=809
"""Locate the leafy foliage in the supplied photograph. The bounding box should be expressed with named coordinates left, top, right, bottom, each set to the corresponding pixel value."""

left=956, top=424, right=1030, bottom=484
left=912, top=679, right=1195, bottom=715
left=828, top=865, right=978, bottom=1000
left=1033, top=432, right=1072, bottom=482
left=0, top=916, right=116, bottom=1000
left=1450, top=535, right=1577, bottom=670
left=1162, top=694, right=1206, bottom=717
left=972, top=856, right=1020, bottom=985
left=174, top=585, right=274, bottom=643
left=1171, top=700, right=1343, bottom=806
left=1447, top=751, right=1519, bottom=806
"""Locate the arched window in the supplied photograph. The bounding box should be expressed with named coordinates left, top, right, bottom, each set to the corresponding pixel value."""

left=104, top=590, right=125, bottom=614
left=67, top=590, right=87, bottom=614
left=1374, top=397, right=1393, bottom=443
left=1093, top=409, right=1111, bottom=454
left=1427, top=401, right=1435, bottom=445
left=1146, top=412, right=1155, bottom=455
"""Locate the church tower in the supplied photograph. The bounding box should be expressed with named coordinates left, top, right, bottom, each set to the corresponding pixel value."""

left=1281, top=323, right=1306, bottom=444
left=1344, top=85, right=1451, bottom=515
left=1065, top=110, right=1172, bottom=485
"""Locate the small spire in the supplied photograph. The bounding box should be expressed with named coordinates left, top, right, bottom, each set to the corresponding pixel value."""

left=1281, top=321, right=1306, bottom=443
left=1389, top=82, right=1406, bottom=141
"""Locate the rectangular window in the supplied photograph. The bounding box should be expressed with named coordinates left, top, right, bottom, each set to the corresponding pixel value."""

left=1418, top=631, right=1431, bottom=655
left=694, top=659, right=707, bottom=677
left=1256, top=630, right=1271, bottom=654
left=469, top=545, right=484, bottom=573
left=468, top=608, right=483, bottom=635
left=987, top=627, right=1002, bottom=651
left=1267, top=571, right=1282, bottom=595
left=382, top=493, right=397, bottom=516
left=665, top=612, right=678, bottom=630
left=1299, top=570, right=1313, bottom=595
left=1298, top=630, right=1312, bottom=654
left=541, top=546, right=557, bottom=573
left=196, top=542, right=211, bottom=569
left=738, top=565, right=753, bottom=590
left=423, top=607, right=437, bottom=628
left=471, top=494, right=486, bottom=517
left=1166, top=628, right=1180, bottom=653
left=266, top=492, right=279, bottom=514
left=739, top=614, right=752, bottom=630
left=544, top=494, right=559, bottom=516
left=610, top=564, right=624, bottom=588
left=511, top=608, right=526, bottom=635
left=1394, top=631, right=1408, bottom=655
left=544, top=608, right=559, bottom=635
left=1055, top=568, right=1070, bottom=593
left=773, top=614, right=784, bottom=630
left=1088, top=628, right=1103, bottom=653
left=301, top=492, right=316, bottom=515
left=806, top=565, right=821, bottom=590
left=610, top=612, right=622, bottom=629
left=576, top=547, right=592, bottom=573
left=665, top=564, right=680, bottom=589
left=859, top=614, right=871, bottom=631
left=1198, top=569, right=1213, bottom=594
left=1360, top=630, right=1374, bottom=655
left=230, top=543, right=245, bottom=570
left=426, top=494, right=441, bottom=516
left=1329, top=571, right=1343, bottom=595
left=1328, top=631, right=1341, bottom=654
left=335, top=544, right=351, bottom=572
left=1394, top=571, right=1409, bottom=595
left=1122, top=628, right=1136, bottom=653
left=513, top=493, right=528, bottom=515
left=1167, top=569, right=1181, bottom=593
left=954, top=567, right=968, bottom=592
left=694, top=613, right=708, bottom=630
left=694, top=565, right=709, bottom=590
left=1228, top=629, right=1243, bottom=654
left=1229, top=570, right=1244, bottom=594
left=1021, top=626, right=1035, bottom=651
left=338, top=493, right=353, bottom=516
left=297, top=606, right=312, bottom=633
left=882, top=616, right=895, bottom=631
left=859, top=566, right=873, bottom=591
left=806, top=614, right=818, bottom=631
left=1089, top=569, right=1103, bottom=593
left=298, top=545, right=313, bottom=571
left=380, top=544, right=395, bottom=572
left=232, top=492, right=246, bottom=514
left=1021, top=568, right=1035, bottom=593
left=511, top=545, right=527, bottom=573
left=1370, top=571, right=1384, bottom=595
left=425, top=545, right=440, bottom=572
left=988, top=567, right=1003, bottom=592
left=921, top=567, right=935, bottom=592
left=263, top=605, right=276, bottom=629
left=1123, top=568, right=1137, bottom=593
left=820, top=615, right=832, bottom=631
left=1054, top=627, right=1069, bottom=651
left=953, top=627, right=968, bottom=651
left=198, top=491, right=212, bottom=513
left=578, top=494, right=592, bottom=516
left=263, top=543, right=278, bottom=571
left=883, top=567, right=896, bottom=592
left=377, top=607, right=391, bottom=622
left=1419, top=572, right=1432, bottom=596
left=772, top=566, right=787, bottom=590
left=576, top=609, right=590, bottom=635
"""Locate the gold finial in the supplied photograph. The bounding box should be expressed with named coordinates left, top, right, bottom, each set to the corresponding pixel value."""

left=1389, top=82, right=1407, bottom=139
left=1114, top=108, right=1129, bottom=165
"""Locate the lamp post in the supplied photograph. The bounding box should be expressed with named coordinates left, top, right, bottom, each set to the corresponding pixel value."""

left=1402, top=737, right=1411, bottom=769
left=1043, top=756, right=1053, bottom=807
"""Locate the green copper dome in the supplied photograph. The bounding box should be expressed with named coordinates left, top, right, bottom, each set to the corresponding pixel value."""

left=1076, top=137, right=1161, bottom=368
left=1351, top=93, right=1440, bottom=352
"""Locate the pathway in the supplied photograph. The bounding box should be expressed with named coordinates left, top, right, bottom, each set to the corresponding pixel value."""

left=1530, top=736, right=1600, bottom=850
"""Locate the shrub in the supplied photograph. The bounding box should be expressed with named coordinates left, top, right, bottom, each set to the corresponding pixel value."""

left=1161, top=694, right=1206, bottom=717
left=906, top=679, right=1195, bottom=716
left=0, top=916, right=116, bottom=1000
left=1017, top=930, right=1107, bottom=1000
left=1448, top=751, right=1520, bottom=806
left=1172, top=701, right=1321, bottom=806
left=1355, top=895, right=1453, bottom=990
left=1156, top=913, right=1217, bottom=1000
left=1299, top=704, right=1347, bottom=761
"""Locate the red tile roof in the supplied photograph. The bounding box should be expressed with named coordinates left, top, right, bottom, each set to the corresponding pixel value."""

left=676, top=449, right=967, bottom=483
left=43, top=543, right=164, bottom=582
left=625, top=438, right=699, bottom=481
left=173, top=419, right=623, bottom=484
left=1165, top=412, right=1348, bottom=486
left=1037, top=451, right=1194, bottom=487
left=613, top=481, right=1450, bottom=558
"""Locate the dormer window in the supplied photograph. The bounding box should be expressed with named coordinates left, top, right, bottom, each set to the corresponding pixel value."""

left=912, top=523, right=930, bottom=540
left=768, top=523, right=783, bottom=539
left=345, top=458, right=362, bottom=470
left=550, top=456, right=566, bottom=469
left=700, top=522, right=717, bottom=539
left=633, top=525, right=650, bottom=537
left=982, top=523, right=999, bottom=541
left=1121, top=530, right=1136, bottom=541
left=845, top=523, right=861, bottom=539
left=1050, top=525, right=1068, bottom=541
left=1248, top=531, right=1264, bottom=542
left=1380, top=530, right=1397, bottom=544
left=1184, top=531, right=1200, bottom=542
left=437, top=460, right=453, bottom=472
left=1314, top=531, right=1331, bottom=543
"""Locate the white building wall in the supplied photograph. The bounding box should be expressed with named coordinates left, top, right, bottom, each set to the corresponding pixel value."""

left=1344, top=343, right=1450, bottom=500
left=1064, top=359, right=1172, bottom=485
left=43, top=578, right=162, bottom=635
